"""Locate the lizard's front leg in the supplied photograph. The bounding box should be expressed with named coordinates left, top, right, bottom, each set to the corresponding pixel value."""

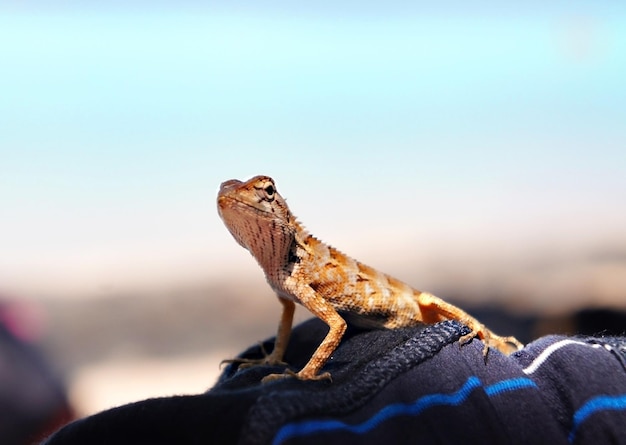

left=263, top=286, right=347, bottom=383
left=222, top=297, right=295, bottom=369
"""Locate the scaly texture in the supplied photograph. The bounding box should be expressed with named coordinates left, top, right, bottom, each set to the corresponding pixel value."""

left=218, top=175, right=523, bottom=382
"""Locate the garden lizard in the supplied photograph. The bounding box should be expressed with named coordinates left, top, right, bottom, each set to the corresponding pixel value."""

left=218, top=175, right=523, bottom=382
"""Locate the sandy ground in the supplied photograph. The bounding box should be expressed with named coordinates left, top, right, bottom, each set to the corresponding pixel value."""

left=67, top=352, right=230, bottom=416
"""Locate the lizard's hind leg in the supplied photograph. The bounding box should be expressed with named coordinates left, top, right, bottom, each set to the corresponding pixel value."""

left=415, top=292, right=524, bottom=356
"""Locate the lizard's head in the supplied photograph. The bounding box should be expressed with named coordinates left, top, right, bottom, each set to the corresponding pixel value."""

left=217, top=175, right=294, bottom=251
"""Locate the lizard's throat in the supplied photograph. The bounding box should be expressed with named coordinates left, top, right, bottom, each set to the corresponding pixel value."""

left=252, top=236, right=294, bottom=274
left=232, top=217, right=295, bottom=272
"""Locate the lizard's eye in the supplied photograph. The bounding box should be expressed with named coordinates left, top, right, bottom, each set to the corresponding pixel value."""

left=254, top=178, right=276, bottom=202
left=264, top=184, right=275, bottom=198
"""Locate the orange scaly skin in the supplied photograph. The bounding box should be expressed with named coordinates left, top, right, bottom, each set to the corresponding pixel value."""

left=218, top=175, right=523, bottom=382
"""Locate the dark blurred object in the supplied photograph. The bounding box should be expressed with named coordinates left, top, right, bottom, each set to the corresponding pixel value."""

left=575, top=308, right=626, bottom=336
left=464, top=304, right=626, bottom=344
left=0, top=301, right=74, bottom=445
left=534, top=307, right=626, bottom=340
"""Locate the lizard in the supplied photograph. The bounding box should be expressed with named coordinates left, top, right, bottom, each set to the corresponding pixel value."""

left=217, top=175, right=523, bottom=382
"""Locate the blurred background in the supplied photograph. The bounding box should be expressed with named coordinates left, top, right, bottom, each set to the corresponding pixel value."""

left=1, top=1, right=625, bottom=442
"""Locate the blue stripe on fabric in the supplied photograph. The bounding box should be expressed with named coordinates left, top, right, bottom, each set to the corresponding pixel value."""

left=272, top=376, right=536, bottom=445
left=569, top=393, right=626, bottom=443
left=485, top=377, right=537, bottom=396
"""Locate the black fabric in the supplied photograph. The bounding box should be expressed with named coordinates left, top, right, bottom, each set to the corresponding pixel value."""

left=42, top=318, right=626, bottom=445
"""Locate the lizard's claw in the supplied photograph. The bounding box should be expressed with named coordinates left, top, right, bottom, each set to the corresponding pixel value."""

left=459, top=330, right=490, bottom=357
left=459, top=331, right=477, bottom=347
left=261, top=369, right=332, bottom=384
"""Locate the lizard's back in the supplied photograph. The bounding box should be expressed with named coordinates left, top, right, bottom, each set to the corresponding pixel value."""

left=296, top=234, right=426, bottom=330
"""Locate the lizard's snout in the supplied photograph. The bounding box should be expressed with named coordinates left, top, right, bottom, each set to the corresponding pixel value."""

left=219, top=179, right=243, bottom=194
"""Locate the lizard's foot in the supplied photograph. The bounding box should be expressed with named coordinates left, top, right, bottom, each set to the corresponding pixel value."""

left=459, top=331, right=490, bottom=357
left=492, top=335, right=524, bottom=353
left=261, top=369, right=332, bottom=384
left=220, top=356, right=288, bottom=370
left=220, top=342, right=287, bottom=370
left=460, top=329, right=524, bottom=358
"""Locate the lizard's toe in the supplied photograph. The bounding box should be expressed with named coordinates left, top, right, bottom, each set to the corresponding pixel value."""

left=261, top=369, right=297, bottom=383
left=261, top=369, right=333, bottom=384
left=459, top=331, right=478, bottom=346
left=221, top=355, right=288, bottom=370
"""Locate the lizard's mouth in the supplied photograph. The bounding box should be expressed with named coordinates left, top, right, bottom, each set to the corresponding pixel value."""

left=217, top=195, right=273, bottom=219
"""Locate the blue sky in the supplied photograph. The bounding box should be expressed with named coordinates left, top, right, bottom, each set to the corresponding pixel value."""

left=1, top=4, right=625, bottom=296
